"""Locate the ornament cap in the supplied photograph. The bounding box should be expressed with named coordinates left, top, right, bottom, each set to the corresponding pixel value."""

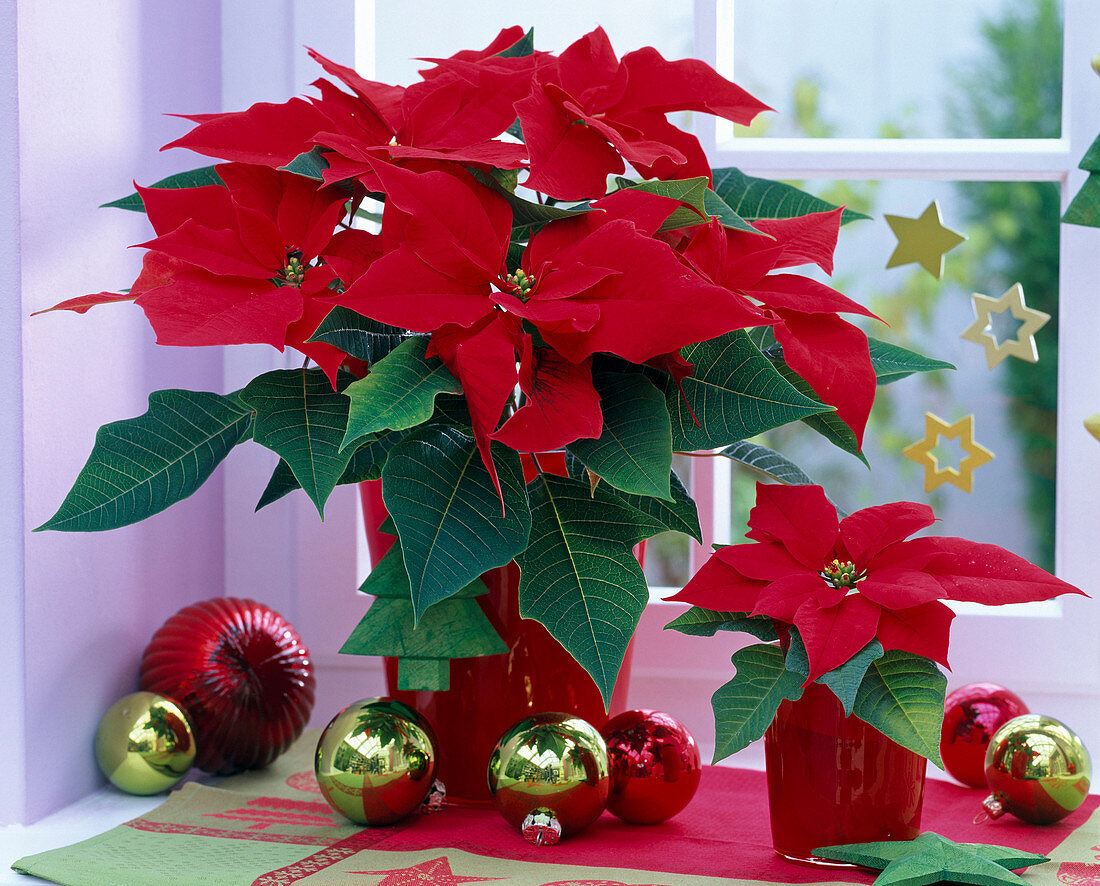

left=982, top=793, right=1007, bottom=819
left=522, top=808, right=562, bottom=846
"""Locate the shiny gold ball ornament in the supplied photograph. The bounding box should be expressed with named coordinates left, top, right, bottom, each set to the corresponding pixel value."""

left=94, top=691, right=196, bottom=795
left=487, top=712, right=610, bottom=845
left=314, top=697, right=438, bottom=826
left=982, top=714, right=1092, bottom=824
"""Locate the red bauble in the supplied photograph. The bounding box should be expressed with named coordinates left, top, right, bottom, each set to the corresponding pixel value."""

left=139, top=597, right=315, bottom=774
left=940, top=682, right=1029, bottom=788
left=600, top=709, right=701, bottom=824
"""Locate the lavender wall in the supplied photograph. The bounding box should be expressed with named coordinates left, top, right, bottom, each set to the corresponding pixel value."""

left=1, top=0, right=27, bottom=827
left=15, top=1, right=225, bottom=822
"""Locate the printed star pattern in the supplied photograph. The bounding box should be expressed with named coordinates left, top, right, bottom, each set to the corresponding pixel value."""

left=902, top=413, right=994, bottom=493
left=814, top=831, right=1049, bottom=886
left=960, top=283, right=1051, bottom=369
left=885, top=201, right=967, bottom=279
left=351, top=856, right=503, bottom=885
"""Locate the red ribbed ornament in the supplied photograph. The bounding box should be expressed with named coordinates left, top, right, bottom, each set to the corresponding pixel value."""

left=139, top=598, right=315, bottom=774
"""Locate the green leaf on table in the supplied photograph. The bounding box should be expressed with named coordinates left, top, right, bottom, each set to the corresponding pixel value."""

left=664, top=330, right=830, bottom=451
left=664, top=608, right=779, bottom=641
left=718, top=440, right=817, bottom=486
left=35, top=389, right=253, bottom=532
left=239, top=368, right=353, bottom=518
left=567, top=372, right=672, bottom=500
left=868, top=338, right=955, bottom=385
left=814, top=832, right=1050, bottom=886
left=518, top=473, right=666, bottom=706
left=382, top=425, right=530, bottom=619
left=341, top=337, right=461, bottom=449
left=711, top=167, right=870, bottom=225
left=852, top=650, right=948, bottom=767
left=101, top=166, right=225, bottom=212
left=566, top=454, right=702, bottom=542
left=279, top=146, right=329, bottom=180
left=817, top=639, right=885, bottom=716
left=711, top=643, right=804, bottom=763
left=255, top=428, right=408, bottom=511
left=308, top=306, right=409, bottom=365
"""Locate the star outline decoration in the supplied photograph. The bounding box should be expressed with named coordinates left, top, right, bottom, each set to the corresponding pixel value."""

left=902, top=412, right=994, bottom=493
left=960, top=283, right=1051, bottom=370
left=885, top=200, right=967, bottom=279
left=814, top=831, right=1050, bottom=886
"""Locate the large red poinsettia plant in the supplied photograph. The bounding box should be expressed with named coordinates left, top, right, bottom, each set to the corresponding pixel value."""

left=667, top=483, right=1084, bottom=765
left=37, top=27, right=949, bottom=704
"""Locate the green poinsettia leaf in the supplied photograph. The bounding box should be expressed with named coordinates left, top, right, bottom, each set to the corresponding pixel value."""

left=868, top=338, right=955, bottom=385
left=518, top=473, right=666, bottom=706
left=711, top=642, right=804, bottom=763
left=852, top=650, right=948, bottom=766
left=382, top=425, right=530, bottom=620
left=469, top=168, right=585, bottom=232
left=768, top=354, right=869, bottom=465
left=342, top=336, right=461, bottom=449
left=308, top=306, right=409, bottom=365
left=239, top=368, right=353, bottom=518
left=100, top=166, right=224, bottom=212
left=614, top=176, right=760, bottom=234
left=567, top=371, right=673, bottom=500
left=255, top=427, right=409, bottom=511
left=664, top=330, right=830, bottom=450
left=711, top=167, right=870, bottom=225
left=665, top=608, right=779, bottom=641
left=35, top=389, right=252, bottom=532
left=818, top=639, right=885, bottom=716
left=814, top=832, right=1049, bottom=886
left=495, top=26, right=535, bottom=58
left=718, top=440, right=817, bottom=486
left=565, top=453, right=702, bottom=543
left=784, top=627, right=810, bottom=677
left=356, top=537, right=488, bottom=600
left=278, top=146, right=329, bottom=180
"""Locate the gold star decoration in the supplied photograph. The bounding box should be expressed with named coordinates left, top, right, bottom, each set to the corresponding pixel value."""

left=960, top=283, right=1051, bottom=370
left=902, top=412, right=994, bottom=493
left=1085, top=414, right=1100, bottom=442
left=884, top=201, right=967, bottom=279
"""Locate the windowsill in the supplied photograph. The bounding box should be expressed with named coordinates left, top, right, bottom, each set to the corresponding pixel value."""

left=0, top=788, right=162, bottom=885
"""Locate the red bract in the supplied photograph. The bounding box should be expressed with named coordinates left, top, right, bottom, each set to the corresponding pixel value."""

left=674, top=211, right=878, bottom=449
left=164, top=33, right=536, bottom=187
left=337, top=161, right=771, bottom=486
left=43, top=164, right=355, bottom=383
left=669, top=483, right=1083, bottom=682
left=516, top=27, right=771, bottom=200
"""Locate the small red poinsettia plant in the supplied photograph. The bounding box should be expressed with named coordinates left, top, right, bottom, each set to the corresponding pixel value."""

left=36, top=27, right=949, bottom=705
left=667, top=482, right=1084, bottom=764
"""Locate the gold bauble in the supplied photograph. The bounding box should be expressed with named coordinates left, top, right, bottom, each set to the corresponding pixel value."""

left=314, top=697, right=438, bottom=826
left=487, top=712, right=610, bottom=844
left=94, top=691, right=196, bottom=795
left=983, top=714, right=1092, bottom=824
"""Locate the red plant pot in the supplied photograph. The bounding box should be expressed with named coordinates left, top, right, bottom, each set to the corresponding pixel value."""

left=359, top=452, right=636, bottom=806
left=764, top=681, right=926, bottom=866
left=139, top=597, right=316, bottom=775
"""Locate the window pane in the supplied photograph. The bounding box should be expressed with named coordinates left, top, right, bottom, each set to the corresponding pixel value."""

left=730, top=179, right=1059, bottom=571
left=720, top=0, right=1062, bottom=140
left=374, top=1, right=693, bottom=84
